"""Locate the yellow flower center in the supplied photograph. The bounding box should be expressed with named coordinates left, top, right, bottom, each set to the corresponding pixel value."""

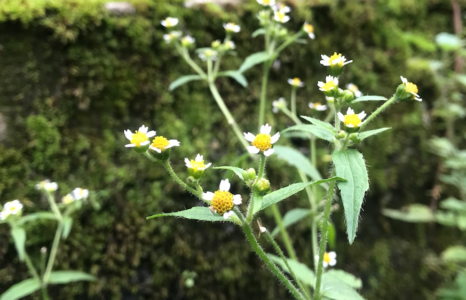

left=211, top=191, right=234, bottom=216
left=329, top=52, right=343, bottom=67
left=404, top=82, right=418, bottom=95
left=348, top=84, right=359, bottom=93
left=190, top=159, right=206, bottom=171
left=263, top=0, right=270, bottom=4
left=9, top=206, right=17, bottom=211
left=151, top=136, right=170, bottom=151
left=130, top=131, right=149, bottom=147
left=313, top=102, right=322, bottom=108
left=324, top=252, right=331, bottom=264
left=252, top=134, right=272, bottom=152
left=63, top=195, right=74, bottom=205
left=304, top=24, right=314, bottom=33
left=276, top=12, right=285, bottom=21
left=291, top=78, right=301, bottom=86
left=344, top=114, right=362, bottom=127
left=166, top=19, right=174, bottom=27
left=322, top=81, right=337, bottom=91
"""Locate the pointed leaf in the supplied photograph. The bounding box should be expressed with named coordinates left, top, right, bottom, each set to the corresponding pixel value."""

left=0, top=278, right=41, bottom=300
left=62, top=216, right=73, bottom=239
left=359, top=128, right=391, bottom=141
left=252, top=28, right=266, bottom=37
left=382, top=204, right=434, bottom=223
left=440, top=197, right=466, bottom=212
left=301, top=116, right=337, bottom=133
left=441, top=246, right=466, bottom=263
left=325, top=270, right=362, bottom=289
left=274, top=145, right=322, bottom=181
left=271, top=208, right=311, bottom=237
left=147, top=207, right=225, bottom=222
left=48, top=271, right=95, bottom=284
left=11, top=227, right=26, bottom=261
left=214, top=166, right=244, bottom=180
left=252, top=192, right=264, bottom=215
left=239, top=51, right=271, bottom=73
left=218, top=71, right=248, bottom=87
left=332, top=150, right=369, bottom=244
left=268, top=254, right=315, bottom=285
left=352, top=95, right=387, bottom=103
left=17, top=212, right=56, bottom=225
left=321, top=273, right=366, bottom=300
left=168, top=75, right=204, bottom=91
left=282, top=125, right=335, bottom=142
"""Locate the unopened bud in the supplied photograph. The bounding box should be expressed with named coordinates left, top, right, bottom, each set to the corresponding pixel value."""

left=41, top=247, right=47, bottom=253
left=337, top=130, right=346, bottom=139
left=254, top=178, right=271, bottom=195
left=242, top=168, right=256, bottom=181
left=342, top=90, right=355, bottom=103
left=349, top=133, right=361, bottom=144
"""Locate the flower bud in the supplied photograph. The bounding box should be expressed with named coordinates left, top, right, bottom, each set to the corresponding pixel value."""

left=211, top=40, right=221, bottom=49
left=258, top=10, right=271, bottom=26
left=242, top=168, right=256, bottom=181
left=254, top=178, right=271, bottom=195
left=337, top=130, right=346, bottom=139
left=341, top=90, right=355, bottom=103
left=395, top=84, right=413, bottom=101
left=349, top=133, right=361, bottom=144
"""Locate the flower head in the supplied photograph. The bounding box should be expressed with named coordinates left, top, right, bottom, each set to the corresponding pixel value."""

left=315, top=251, right=337, bottom=268
left=223, top=41, right=236, bottom=50
left=257, top=0, right=276, bottom=6
left=150, top=136, right=180, bottom=153
left=338, top=107, right=366, bottom=128
left=185, top=154, right=212, bottom=178
left=202, top=179, right=242, bottom=219
left=272, top=97, right=286, bottom=113
left=181, top=35, right=195, bottom=47
left=224, top=22, right=240, bottom=33
left=399, top=76, right=422, bottom=101
left=199, top=49, right=217, bottom=61
left=244, top=124, right=280, bottom=157
left=309, top=102, right=327, bottom=111
left=161, top=17, right=179, bottom=28
left=124, top=125, right=155, bottom=149
left=303, top=23, right=315, bottom=39
left=320, top=52, right=352, bottom=67
left=2, top=200, right=23, bottom=218
left=317, top=76, right=339, bottom=93
left=346, top=83, right=362, bottom=98
left=274, top=11, right=290, bottom=23
left=35, top=180, right=58, bottom=192
left=62, top=194, right=74, bottom=205
left=71, top=188, right=89, bottom=200
left=288, top=77, right=304, bottom=87
left=163, top=31, right=181, bottom=43
left=273, top=3, right=291, bottom=13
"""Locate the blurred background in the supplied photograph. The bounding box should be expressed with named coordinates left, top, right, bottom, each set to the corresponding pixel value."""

left=0, top=0, right=465, bottom=299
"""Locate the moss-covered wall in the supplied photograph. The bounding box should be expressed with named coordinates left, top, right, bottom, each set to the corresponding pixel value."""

left=0, top=0, right=459, bottom=299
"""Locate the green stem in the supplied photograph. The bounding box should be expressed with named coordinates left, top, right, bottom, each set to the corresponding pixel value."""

left=291, top=87, right=297, bottom=116
left=359, top=96, right=397, bottom=130
left=314, top=169, right=337, bottom=300
left=178, top=46, right=207, bottom=78
left=281, top=106, right=302, bottom=125
left=324, top=106, right=335, bottom=123
left=158, top=159, right=201, bottom=196
left=233, top=207, right=305, bottom=300
left=271, top=204, right=298, bottom=261
left=43, top=221, right=63, bottom=283
left=334, top=102, right=341, bottom=132
left=24, top=252, right=40, bottom=281
left=257, top=154, right=267, bottom=180
left=41, top=286, right=50, bottom=300
left=258, top=62, right=271, bottom=130
left=46, top=194, right=62, bottom=221
left=274, top=31, right=304, bottom=55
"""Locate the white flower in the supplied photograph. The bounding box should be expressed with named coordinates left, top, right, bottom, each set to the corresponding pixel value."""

left=317, top=76, right=339, bottom=92
left=257, top=0, right=276, bottom=6
left=315, top=251, right=337, bottom=268
left=150, top=135, right=180, bottom=153
left=223, top=22, right=240, bottom=33
left=244, top=124, right=280, bottom=157
left=62, top=194, right=74, bottom=205
left=320, top=53, right=352, bottom=67
left=161, top=17, right=179, bottom=28
left=272, top=97, right=286, bottom=113
left=337, top=107, right=367, bottom=128
left=224, top=41, right=236, bottom=50
left=0, top=212, right=4, bottom=220
left=347, top=83, right=362, bottom=98
left=163, top=31, right=181, bottom=43
left=181, top=35, right=195, bottom=46
left=2, top=200, right=23, bottom=216
left=202, top=179, right=242, bottom=219
left=71, top=188, right=89, bottom=200
left=124, top=125, right=155, bottom=148
left=400, top=76, right=422, bottom=101
left=185, top=154, right=212, bottom=171
left=35, top=180, right=58, bottom=192
left=309, top=102, right=327, bottom=111
left=303, top=23, right=315, bottom=39
left=288, top=77, right=304, bottom=87
left=198, top=49, right=217, bottom=61
left=273, top=3, right=291, bottom=13
left=274, top=11, right=290, bottom=23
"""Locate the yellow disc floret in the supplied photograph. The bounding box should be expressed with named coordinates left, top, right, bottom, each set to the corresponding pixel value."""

left=292, top=78, right=301, bottom=86
left=404, top=82, right=418, bottom=95
left=304, top=24, right=314, bottom=33
left=344, top=114, right=362, bottom=127
left=276, top=12, right=285, bottom=21
left=190, top=159, right=206, bottom=171
left=151, top=136, right=170, bottom=151
left=130, top=131, right=149, bottom=147
left=252, top=134, right=272, bottom=152
left=263, top=0, right=270, bottom=4
left=329, top=52, right=343, bottom=66
left=211, top=191, right=234, bottom=216
left=322, top=81, right=337, bottom=91
left=324, top=252, right=331, bottom=264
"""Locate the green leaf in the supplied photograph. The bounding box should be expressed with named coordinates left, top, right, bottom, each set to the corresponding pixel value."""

left=301, top=116, right=337, bottom=133
left=435, top=32, right=462, bottom=51
left=327, top=221, right=336, bottom=249
left=436, top=211, right=457, bottom=227
left=168, top=75, right=204, bottom=91
left=351, top=95, right=387, bottom=103
left=321, top=273, right=365, bottom=300
left=268, top=254, right=315, bottom=285
left=382, top=204, right=434, bottom=223
left=260, top=177, right=345, bottom=211
left=440, top=197, right=466, bottom=212
left=441, top=246, right=466, bottom=263
left=62, top=216, right=73, bottom=239
left=332, top=150, right=369, bottom=244
left=214, top=166, right=244, bottom=181
left=457, top=74, right=466, bottom=87
left=47, top=271, right=95, bottom=284
left=359, top=128, right=391, bottom=141
left=217, top=71, right=248, bottom=87
left=282, top=125, right=335, bottom=142
left=252, top=192, right=264, bottom=215
left=147, top=207, right=225, bottom=222
left=325, top=270, right=362, bottom=289
left=0, top=278, right=41, bottom=300
left=274, top=145, right=322, bottom=182
left=17, top=212, right=56, bottom=225
left=239, top=51, right=271, bottom=73
left=252, top=28, right=266, bottom=37
left=271, top=208, right=311, bottom=237
left=11, top=227, right=26, bottom=261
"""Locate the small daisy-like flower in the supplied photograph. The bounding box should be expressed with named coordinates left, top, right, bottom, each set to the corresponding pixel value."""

left=288, top=77, right=304, bottom=87
left=62, top=194, right=74, bottom=205
left=163, top=31, right=181, bottom=43
left=244, top=124, right=280, bottom=157
left=320, top=52, right=353, bottom=67
left=223, top=22, right=240, bottom=33
left=35, top=180, right=58, bottom=192
left=199, top=49, right=217, bottom=61
left=347, top=83, right=362, bottom=98
left=272, top=97, right=286, bottom=113
left=202, top=179, right=242, bottom=219
left=181, top=35, right=195, bottom=47
left=273, top=3, right=291, bottom=13
left=400, top=76, right=422, bottom=101
left=185, top=154, right=212, bottom=172
left=317, top=76, right=339, bottom=92
left=224, top=41, right=236, bottom=50
left=161, top=17, right=179, bottom=28
left=71, top=188, right=89, bottom=200
left=257, top=0, right=276, bottom=6
left=303, top=23, right=315, bottom=39
left=309, top=102, right=327, bottom=111
left=150, top=135, right=180, bottom=153
left=338, top=107, right=367, bottom=128
left=274, top=11, right=290, bottom=23
left=315, top=251, right=337, bottom=268
left=124, top=125, right=155, bottom=148
left=2, top=200, right=23, bottom=216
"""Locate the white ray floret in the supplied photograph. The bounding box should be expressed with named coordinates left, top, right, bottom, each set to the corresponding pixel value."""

left=161, top=17, right=179, bottom=28
left=124, top=125, right=155, bottom=148
left=223, top=22, right=240, bottom=33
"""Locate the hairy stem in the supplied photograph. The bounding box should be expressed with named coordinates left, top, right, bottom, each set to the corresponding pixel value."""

left=359, top=96, right=397, bottom=130
left=24, top=252, right=40, bottom=281
left=257, top=154, right=267, bottom=180
left=271, top=204, right=298, bottom=261
left=43, top=221, right=63, bottom=283
left=291, top=87, right=297, bottom=116
left=159, top=159, right=201, bottom=196
left=258, top=62, right=271, bottom=130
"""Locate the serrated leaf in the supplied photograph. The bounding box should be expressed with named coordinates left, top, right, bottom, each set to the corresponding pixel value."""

left=17, top=212, right=56, bottom=225
left=282, top=125, right=335, bottom=142
left=168, top=75, right=204, bottom=91
left=441, top=246, right=466, bottom=263
left=239, top=51, right=271, bottom=73
left=252, top=28, right=266, bottom=37
left=11, top=227, right=26, bottom=261
left=271, top=208, right=311, bottom=237
left=217, top=71, right=248, bottom=87
left=359, top=128, right=391, bottom=141
left=62, top=216, right=73, bottom=239
left=147, top=207, right=225, bottom=222
left=382, top=204, right=434, bottom=223
left=260, top=177, right=345, bottom=211
left=351, top=95, right=387, bottom=103
left=301, top=116, right=337, bottom=133
left=268, top=254, right=315, bottom=285
left=332, top=150, right=369, bottom=244
left=321, top=273, right=366, bottom=300
left=214, top=166, right=244, bottom=180
left=47, top=271, right=95, bottom=284
left=274, top=145, right=322, bottom=182
left=0, top=278, right=41, bottom=300
left=325, top=270, right=362, bottom=289
left=252, top=192, right=264, bottom=215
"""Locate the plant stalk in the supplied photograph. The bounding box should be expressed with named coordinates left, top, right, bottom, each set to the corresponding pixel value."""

left=43, top=221, right=63, bottom=283
left=291, top=87, right=297, bottom=116
left=271, top=204, right=298, bottom=261
left=359, top=96, right=397, bottom=130
left=258, top=62, right=271, bottom=130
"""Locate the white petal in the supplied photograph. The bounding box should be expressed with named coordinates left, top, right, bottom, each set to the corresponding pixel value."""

left=325, top=75, right=334, bottom=82
left=248, top=146, right=261, bottom=154
left=264, top=148, right=275, bottom=157
left=309, top=33, right=315, bottom=39
left=329, top=251, right=337, bottom=259
left=346, top=124, right=355, bottom=128
left=223, top=211, right=234, bottom=219
left=185, top=158, right=192, bottom=168
left=287, top=79, right=293, bottom=85
left=329, top=259, right=337, bottom=266
left=309, top=103, right=315, bottom=108
left=124, top=130, right=133, bottom=140
left=355, top=91, right=363, bottom=98
left=202, top=192, right=215, bottom=201
left=140, top=141, right=150, bottom=146
left=333, top=77, right=339, bottom=85
left=166, top=140, right=180, bottom=148
left=323, top=262, right=328, bottom=268
left=195, top=154, right=203, bottom=161
left=244, top=132, right=256, bottom=142
left=343, top=60, right=353, bottom=65
left=139, top=125, right=148, bottom=134
left=204, top=162, right=212, bottom=169
left=219, top=179, right=231, bottom=192
left=146, top=131, right=156, bottom=138
left=233, top=194, right=242, bottom=205
left=150, top=146, right=161, bottom=153
left=320, top=60, right=331, bottom=66
left=270, top=132, right=280, bottom=144
left=317, top=105, right=327, bottom=111
left=400, top=76, right=407, bottom=83
left=125, top=144, right=136, bottom=148
left=415, top=96, right=422, bottom=101
left=317, top=81, right=325, bottom=87
left=321, top=55, right=330, bottom=60
left=259, top=226, right=267, bottom=233
left=347, top=107, right=354, bottom=115
left=337, top=112, right=345, bottom=122
left=358, top=111, right=367, bottom=120
left=260, top=124, right=271, bottom=134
